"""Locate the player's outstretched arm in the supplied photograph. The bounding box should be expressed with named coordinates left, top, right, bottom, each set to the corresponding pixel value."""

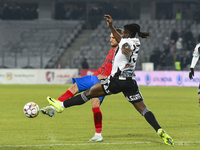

left=104, top=14, right=121, bottom=43
left=189, top=55, right=199, bottom=79
left=189, top=68, right=194, bottom=79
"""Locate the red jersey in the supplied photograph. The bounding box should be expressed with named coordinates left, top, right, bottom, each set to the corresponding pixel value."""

left=93, top=48, right=116, bottom=76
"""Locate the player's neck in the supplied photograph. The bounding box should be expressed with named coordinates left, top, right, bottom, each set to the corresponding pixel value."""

left=114, top=46, right=118, bottom=50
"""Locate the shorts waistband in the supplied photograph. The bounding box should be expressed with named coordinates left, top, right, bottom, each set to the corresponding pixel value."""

left=118, top=76, right=135, bottom=80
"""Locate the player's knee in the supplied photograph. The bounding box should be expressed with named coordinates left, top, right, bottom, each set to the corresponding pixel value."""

left=141, top=107, right=150, bottom=116
left=84, top=89, right=92, bottom=99
left=68, top=83, right=78, bottom=95
left=80, top=92, right=89, bottom=102
left=91, top=98, right=101, bottom=108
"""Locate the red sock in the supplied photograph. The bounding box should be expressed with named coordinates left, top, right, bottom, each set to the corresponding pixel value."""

left=58, top=90, right=74, bottom=102
left=92, top=107, right=102, bottom=133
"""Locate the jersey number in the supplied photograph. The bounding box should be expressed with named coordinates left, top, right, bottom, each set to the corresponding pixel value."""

left=129, top=45, right=136, bottom=63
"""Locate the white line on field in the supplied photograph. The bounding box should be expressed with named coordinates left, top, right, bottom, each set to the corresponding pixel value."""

left=0, top=141, right=199, bottom=147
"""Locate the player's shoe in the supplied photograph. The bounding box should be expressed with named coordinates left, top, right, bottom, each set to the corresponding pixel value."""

left=40, top=106, right=55, bottom=117
left=89, top=135, right=103, bottom=142
left=158, top=129, right=174, bottom=145
left=47, top=96, right=64, bottom=113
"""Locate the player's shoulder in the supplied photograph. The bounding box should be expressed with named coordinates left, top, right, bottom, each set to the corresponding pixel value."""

left=108, top=48, right=116, bottom=54
left=109, top=48, right=115, bottom=51
left=196, top=43, right=200, bottom=48
left=131, top=38, right=140, bottom=45
left=121, top=37, right=140, bottom=44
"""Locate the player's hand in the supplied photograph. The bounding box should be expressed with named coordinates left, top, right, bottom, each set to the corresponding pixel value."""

left=97, top=74, right=107, bottom=80
left=189, top=68, right=194, bottom=79
left=104, top=14, right=113, bottom=27
left=122, top=43, right=133, bottom=55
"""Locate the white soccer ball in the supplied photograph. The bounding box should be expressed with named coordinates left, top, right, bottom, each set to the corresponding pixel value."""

left=23, top=102, right=39, bottom=118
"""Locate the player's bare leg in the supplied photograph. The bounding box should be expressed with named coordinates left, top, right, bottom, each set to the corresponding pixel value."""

left=85, top=82, right=106, bottom=98
left=58, top=83, right=78, bottom=101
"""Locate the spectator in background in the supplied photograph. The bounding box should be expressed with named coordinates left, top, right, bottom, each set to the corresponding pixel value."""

left=165, top=52, right=174, bottom=70
left=173, top=51, right=180, bottom=64
left=159, top=51, right=167, bottom=69
left=174, top=54, right=181, bottom=70
left=180, top=30, right=186, bottom=49
left=170, top=29, right=179, bottom=43
left=184, top=29, right=195, bottom=50
left=184, top=29, right=194, bottom=41
left=81, top=58, right=89, bottom=69
left=149, top=47, right=161, bottom=70
left=170, top=40, right=176, bottom=54
left=176, top=37, right=183, bottom=56
left=187, top=40, right=195, bottom=52
left=180, top=51, right=191, bottom=70
left=163, top=37, right=170, bottom=54
left=176, top=9, right=182, bottom=20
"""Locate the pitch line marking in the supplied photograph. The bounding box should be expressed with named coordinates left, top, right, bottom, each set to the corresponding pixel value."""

left=0, top=141, right=199, bottom=147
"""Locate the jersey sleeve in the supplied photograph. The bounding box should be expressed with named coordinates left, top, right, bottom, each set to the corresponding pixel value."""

left=120, top=38, right=140, bottom=52
left=120, top=39, right=133, bottom=50
left=92, top=49, right=115, bottom=76
left=191, top=44, right=200, bottom=68
left=193, top=44, right=200, bottom=57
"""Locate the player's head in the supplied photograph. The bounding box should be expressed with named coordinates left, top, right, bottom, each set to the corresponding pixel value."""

left=110, top=28, right=122, bottom=48
left=123, top=23, right=150, bottom=38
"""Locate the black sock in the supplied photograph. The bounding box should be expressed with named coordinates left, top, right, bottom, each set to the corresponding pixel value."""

left=144, top=111, right=161, bottom=132
left=63, top=94, right=85, bottom=108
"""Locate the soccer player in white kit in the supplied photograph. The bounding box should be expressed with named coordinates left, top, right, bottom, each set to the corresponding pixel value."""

left=47, top=14, right=174, bottom=145
left=189, top=43, right=200, bottom=105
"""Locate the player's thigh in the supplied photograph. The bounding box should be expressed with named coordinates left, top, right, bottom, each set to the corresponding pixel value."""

left=72, top=75, right=99, bottom=92
left=68, top=83, right=79, bottom=95
left=101, top=76, right=122, bottom=94
left=122, top=79, right=144, bottom=104
left=85, top=82, right=105, bottom=99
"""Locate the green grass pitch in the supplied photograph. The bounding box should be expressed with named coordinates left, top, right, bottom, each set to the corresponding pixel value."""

left=1, top=84, right=200, bottom=150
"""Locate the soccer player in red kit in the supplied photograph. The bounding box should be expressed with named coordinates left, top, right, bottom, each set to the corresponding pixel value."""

left=41, top=28, right=122, bottom=142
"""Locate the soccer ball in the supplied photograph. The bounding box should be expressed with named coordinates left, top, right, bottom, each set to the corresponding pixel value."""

left=23, top=102, right=39, bottom=118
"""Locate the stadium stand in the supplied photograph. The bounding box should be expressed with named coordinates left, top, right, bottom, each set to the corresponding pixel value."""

left=0, top=18, right=196, bottom=70
left=70, top=19, right=193, bottom=70
left=0, top=20, right=84, bottom=68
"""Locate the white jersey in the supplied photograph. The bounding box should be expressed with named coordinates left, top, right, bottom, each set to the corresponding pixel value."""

left=190, top=43, right=200, bottom=68
left=111, top=38, right=140, bottom=79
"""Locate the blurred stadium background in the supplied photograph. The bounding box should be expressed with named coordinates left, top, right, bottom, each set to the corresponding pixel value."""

left=0, top=0, right=199, bottom=71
